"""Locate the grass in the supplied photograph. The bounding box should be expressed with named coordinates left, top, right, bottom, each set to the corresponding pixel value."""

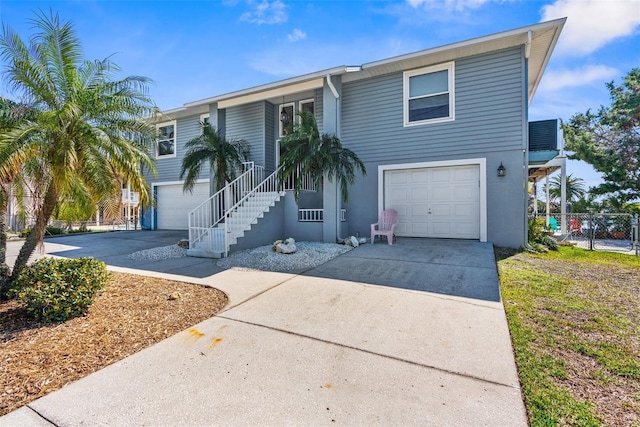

left=497, top=246, right=640, bottom=426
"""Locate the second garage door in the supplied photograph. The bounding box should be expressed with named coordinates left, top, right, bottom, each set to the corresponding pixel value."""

left=156, top=182, right=209, bottom=230
left=384, top=165, right=480, bottom=239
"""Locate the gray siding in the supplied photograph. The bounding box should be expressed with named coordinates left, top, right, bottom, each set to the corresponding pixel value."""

left=341, top=47, right=528, bottom=248
left=227, top=101, right=266, bottom=167
left=147, top=114, right=210, bottom=184
left=314, top=88, right=324, bottom=133
left=341, top=47, right=525, bottom=162
left=264, top=102, right=276, bottom=172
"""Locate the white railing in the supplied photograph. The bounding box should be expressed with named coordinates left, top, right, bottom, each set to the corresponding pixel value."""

left=299, top=209, right=323, bottom=222
left=281, top=164, right=316, bottom=192
left=188, top=162, right=261, bottom=254
left=121, top=189, right=139, bottom=207
left=220, top=167, right=283, bottom=257
left=189, top=162, right=322, bottom=257
left=298, top=208, right=347, bottom=222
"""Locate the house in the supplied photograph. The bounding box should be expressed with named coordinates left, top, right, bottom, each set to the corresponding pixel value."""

left=140, top=18, right=566, bottom=257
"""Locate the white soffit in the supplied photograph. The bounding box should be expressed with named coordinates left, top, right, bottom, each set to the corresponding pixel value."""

left=217, top=78, right=324, bottom=109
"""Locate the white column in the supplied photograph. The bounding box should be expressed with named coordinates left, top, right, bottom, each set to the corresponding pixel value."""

left=560, top=157, right=567, bottom=234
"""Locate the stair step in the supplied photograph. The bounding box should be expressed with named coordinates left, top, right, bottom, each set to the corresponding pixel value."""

left=188, top=185, right=283, bottom=258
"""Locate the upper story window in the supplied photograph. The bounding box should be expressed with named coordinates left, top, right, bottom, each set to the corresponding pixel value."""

left=403, top=62, right=455, bottom=126
left=156, top=121, right=176, bottom=158
left=299, top=99, right=314, bottom=115
left=200, top=113, right=210, bottom=127
left=279, top=102, right=295, bottom=137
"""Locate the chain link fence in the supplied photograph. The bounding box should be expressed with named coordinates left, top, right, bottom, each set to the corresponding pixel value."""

left=531, top=212, right=640, bottom=255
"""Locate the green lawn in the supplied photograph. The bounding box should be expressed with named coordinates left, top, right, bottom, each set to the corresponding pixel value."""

left=497, top=246, right=640, bottom=426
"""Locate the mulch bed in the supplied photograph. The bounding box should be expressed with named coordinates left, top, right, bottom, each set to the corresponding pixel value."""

left=0, top=272, right=228, bottom=416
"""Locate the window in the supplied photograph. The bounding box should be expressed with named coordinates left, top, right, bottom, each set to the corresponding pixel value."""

left=299, top=99, right=314, bottom=115
left=279, top=102, right=295, bottom=137
left=200, top=113, right=210, bottom=127
left=404, top=62, right=455, bottom=126
left=156, top=121, right=176, bottom=158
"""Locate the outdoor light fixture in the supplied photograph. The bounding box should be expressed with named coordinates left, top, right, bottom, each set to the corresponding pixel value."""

left=280, top=96, right=290, bottom=126
left=497, top=162, right=506, bottom=177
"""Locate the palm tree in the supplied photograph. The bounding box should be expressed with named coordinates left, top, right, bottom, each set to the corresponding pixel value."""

left=179, top=123, right=250, bottom=195
left=277, top=111, right=366, bottom=202
left=0, top=11, right=156, bottom=291
left=548, top=173, right=587, bottom=204
left=0, top=97, right=37, bottom=298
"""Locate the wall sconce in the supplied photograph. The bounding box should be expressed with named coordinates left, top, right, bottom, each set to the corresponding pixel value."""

left=280, top=107, right=288, bottom=124
left=497, top=162, right=506, bottom=177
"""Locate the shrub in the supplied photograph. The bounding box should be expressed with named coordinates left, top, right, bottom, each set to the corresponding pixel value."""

left=528, top=217, right=547, bottom=243
left=10, top=258, right=109, bottom=323
left=18, top=226, right=65, bottom=238
left=528, top=217, right=559, bottom=251
left=540, top=235, right=559, bottom=251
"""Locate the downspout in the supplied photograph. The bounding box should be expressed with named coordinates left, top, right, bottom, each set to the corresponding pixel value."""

left=523, top=31, right=532, bottom=247
left=326, top=74, right=339, bottom=99
left=326, top=73, right=345, bottom=242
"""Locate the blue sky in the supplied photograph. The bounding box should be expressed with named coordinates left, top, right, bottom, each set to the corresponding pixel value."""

left=1, top=0, right=639, bottom=190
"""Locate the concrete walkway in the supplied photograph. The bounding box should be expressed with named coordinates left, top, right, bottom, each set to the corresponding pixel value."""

left=1, top=233, right=527, bottom=426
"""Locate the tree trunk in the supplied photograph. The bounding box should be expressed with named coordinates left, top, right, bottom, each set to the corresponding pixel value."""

left=0, top=183, right=12, bottom=300
left=10, top=185, right=58, bottom=285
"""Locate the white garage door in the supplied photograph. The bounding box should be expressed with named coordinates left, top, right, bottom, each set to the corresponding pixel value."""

left=384, top=165, right=480, bottom=239
left=156, top=183, right=209, bottom=230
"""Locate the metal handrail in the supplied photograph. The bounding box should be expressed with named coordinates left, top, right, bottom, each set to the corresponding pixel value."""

left=188, top=162, right=259, bottom=253
left=221, top=166, right=284, bottom=257
left=188, top=162, right=317, bottom=257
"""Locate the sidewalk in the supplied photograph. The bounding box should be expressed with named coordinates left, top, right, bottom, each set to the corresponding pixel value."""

left=1, top=237, right=527, bottom=426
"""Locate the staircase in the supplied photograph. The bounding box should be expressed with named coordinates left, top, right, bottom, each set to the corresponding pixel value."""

left=187, top=164, right=285, bottom=258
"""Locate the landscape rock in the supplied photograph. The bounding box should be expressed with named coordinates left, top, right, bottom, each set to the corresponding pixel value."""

left=177, top=239, right=189, bottom=249
left=350, top=236, right=360, bottom=247
left=275, top=238, right=297, bottom=254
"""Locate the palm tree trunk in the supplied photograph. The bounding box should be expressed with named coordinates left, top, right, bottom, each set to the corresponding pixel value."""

left=10, top=185, right=58, bottom=284
left=0, top=183, right=12, bottom=300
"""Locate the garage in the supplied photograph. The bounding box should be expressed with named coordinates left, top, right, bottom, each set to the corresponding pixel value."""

left=384, top=165, right=480, bottom=239
left=155, top=182, right=209, bottom=230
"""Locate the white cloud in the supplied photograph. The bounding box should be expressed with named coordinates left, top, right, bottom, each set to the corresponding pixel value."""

left=240, top=0, right=288, bottom=25
left=287, top=28, right=307, bottom=42
left=542, top=0, right=640, bottom=56
left=539, top=65, right=619, bottom=92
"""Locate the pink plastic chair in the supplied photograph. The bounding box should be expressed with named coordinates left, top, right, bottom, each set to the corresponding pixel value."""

left=371, top=209, right=399, bottom=245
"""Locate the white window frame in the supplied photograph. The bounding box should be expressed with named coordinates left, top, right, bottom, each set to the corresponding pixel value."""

left=200, top=113, right=210, bottom=126
left=403, top=62, right=455, bottom=127
left=156, top=120, right=177, bottom=159
left=298, top=99, right=314, bottom=119
left=279, top=102, right=295, bottom=137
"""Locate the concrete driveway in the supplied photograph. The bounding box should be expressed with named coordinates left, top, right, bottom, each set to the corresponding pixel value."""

left=1, top=232, right=527, bottom=426
left=5, top=230, right=225, bottom=278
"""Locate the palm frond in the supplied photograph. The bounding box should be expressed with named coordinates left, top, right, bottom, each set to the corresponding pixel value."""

left=278, top=111, right=366, bottom=202
left=180, top=123, right=250, bottom=193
